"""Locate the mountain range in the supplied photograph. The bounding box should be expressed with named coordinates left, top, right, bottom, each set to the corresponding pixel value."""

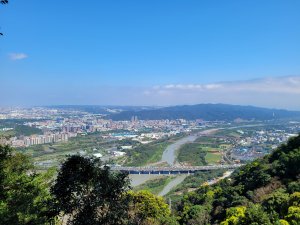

left=106, top=104, right=300, bottom=121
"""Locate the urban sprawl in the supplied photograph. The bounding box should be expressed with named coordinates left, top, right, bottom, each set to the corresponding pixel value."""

left=0, top=107, right=299, bottom=163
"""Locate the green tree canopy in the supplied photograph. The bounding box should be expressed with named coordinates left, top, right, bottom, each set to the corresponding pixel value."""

left=128, top=190, right=172, bottom=225
left=49, top=155, right=131, bottom=225
left=0, top=145, right=54, bottom=224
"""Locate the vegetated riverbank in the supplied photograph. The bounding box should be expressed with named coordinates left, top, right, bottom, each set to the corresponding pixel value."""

left=177, top=133, right=227, bottom=166
left=161, top=129, right=219, bottom=166
left=158, top=175, right=188, bottom=196
left=161, top=135, right=198, bottom=166
left=123, top=140, right=169, bottom=166
left=133, top=176, right=176, bottom=195
left=177, top=142, right=207, bottom=166
left=129, top=133, right=200, bottom=191
left=166, top=169, right=227, bottom=203
left=130, top=129, right=220, bottom=195
left=123, top=133, right=187, bottom=167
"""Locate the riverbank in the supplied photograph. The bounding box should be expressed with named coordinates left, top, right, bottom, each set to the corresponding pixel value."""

left=158, top=175, right=188, bottom=196
left=130, top=129, right=219, bottom=195
left=161, top=128, right=219, bottom=166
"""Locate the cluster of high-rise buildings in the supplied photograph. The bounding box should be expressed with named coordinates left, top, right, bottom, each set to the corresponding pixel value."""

left=2, top=107, right=209, bottom=148
left=10, top=132, right=77, bottom=147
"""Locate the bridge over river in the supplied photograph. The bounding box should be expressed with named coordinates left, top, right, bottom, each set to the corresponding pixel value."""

left=111, top=164, right=242, bottom=175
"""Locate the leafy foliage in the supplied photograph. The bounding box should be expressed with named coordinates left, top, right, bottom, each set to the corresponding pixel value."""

left=177, top=143, right=207, bottom=166
left=220, top=206, right=246, bottom=225
left=1, top=133, right=300, bottom=224
left=175, top=134, right=300, bottom=224
left=128, top=190, right=172, bottom=225
left=49, top=155, right=131, bottom=225
left=124, top=140, right=168, bottom=166
left=233, top=159, right=271, bottom=192
left=0, top=145, right=54, bottom=224
left=134, top=176, right=174, bottom=195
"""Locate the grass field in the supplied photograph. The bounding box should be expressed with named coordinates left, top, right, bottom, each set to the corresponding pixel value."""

left=123, top=134, right=187, bottom=166
left=134, top=176, right=174, bottom=195
left=17, top=132, right=118, bottom=169
left=205, top=152, right=222, bottom=164
left=177, top=143, right=207, bottom=166
left=124, top=141, right=169, bottom=166
left=214, top=129, right=242, bottom=138
left=177, top=134, right=228, bottom=166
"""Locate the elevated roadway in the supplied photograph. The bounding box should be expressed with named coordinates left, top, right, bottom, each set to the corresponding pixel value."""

left=110, top=164, right=242, bottom=175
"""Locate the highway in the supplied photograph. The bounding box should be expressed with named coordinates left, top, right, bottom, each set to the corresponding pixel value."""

left=111, top=164, right=242, bottom=174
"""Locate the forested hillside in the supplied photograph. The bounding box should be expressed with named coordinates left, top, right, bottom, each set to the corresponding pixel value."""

left=0, top=134, right=299, bottom=224
left=108, top=104, right=300, bottom=121
left=175, top=134, right=300, bottom=225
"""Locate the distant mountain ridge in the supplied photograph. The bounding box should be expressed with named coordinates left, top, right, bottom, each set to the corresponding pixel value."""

left=107, top=104, right=300, bottom=121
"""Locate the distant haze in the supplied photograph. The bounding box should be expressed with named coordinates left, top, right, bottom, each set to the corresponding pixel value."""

left=0, top=76, right=300, bottom=110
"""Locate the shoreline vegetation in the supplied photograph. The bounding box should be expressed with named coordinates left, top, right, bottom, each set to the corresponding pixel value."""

left=134, top=176, right=176, bottom=195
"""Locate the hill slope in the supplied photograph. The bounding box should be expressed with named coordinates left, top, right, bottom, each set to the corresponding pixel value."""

left=108, top=104, right=300, bottom=121
left=175, top=134, right=300, bottom=225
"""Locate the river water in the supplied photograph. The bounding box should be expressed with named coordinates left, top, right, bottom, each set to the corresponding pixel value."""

left=161, top=135, right=198, bottom=166
left=130, top=133, right=199, bottom=192
left=158, top=175, right=188, bottom=196
left=129, top=128, right=229, bottom=195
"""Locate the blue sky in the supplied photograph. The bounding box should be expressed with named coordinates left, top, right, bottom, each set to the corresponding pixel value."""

left=1, top=1, right=300, bottom=109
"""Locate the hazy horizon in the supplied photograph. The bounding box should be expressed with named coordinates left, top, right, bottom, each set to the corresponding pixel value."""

left=1, top=75, right=300, bottom=110
left=2, top=101, right=300, bottom=112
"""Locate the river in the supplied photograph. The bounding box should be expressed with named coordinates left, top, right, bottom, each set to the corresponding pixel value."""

left=161, top=135, right=198, bottom=166
left=130, top=131, right=210, bottom=193
left=158, top=175, right=188, bottom=196
left=130, top=129, right=220, bottom=194
left=130, top=128, right=244, bottom=195
left=161, top=129, right=219, bottom=166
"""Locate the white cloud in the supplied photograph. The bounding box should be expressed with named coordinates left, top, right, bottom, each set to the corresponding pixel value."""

left=141, top=76, right=300, bottom=110
left=9, top=53, right=28, bottom=60
left=159, top=83, right=224, bottom=91
left=204, top=84, right=223, bottom=90
left=1, top=75, right=300, bottom=110
left=150, top=76, right=300, bottom=94
left=225, top=76, right=300, bottom=94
